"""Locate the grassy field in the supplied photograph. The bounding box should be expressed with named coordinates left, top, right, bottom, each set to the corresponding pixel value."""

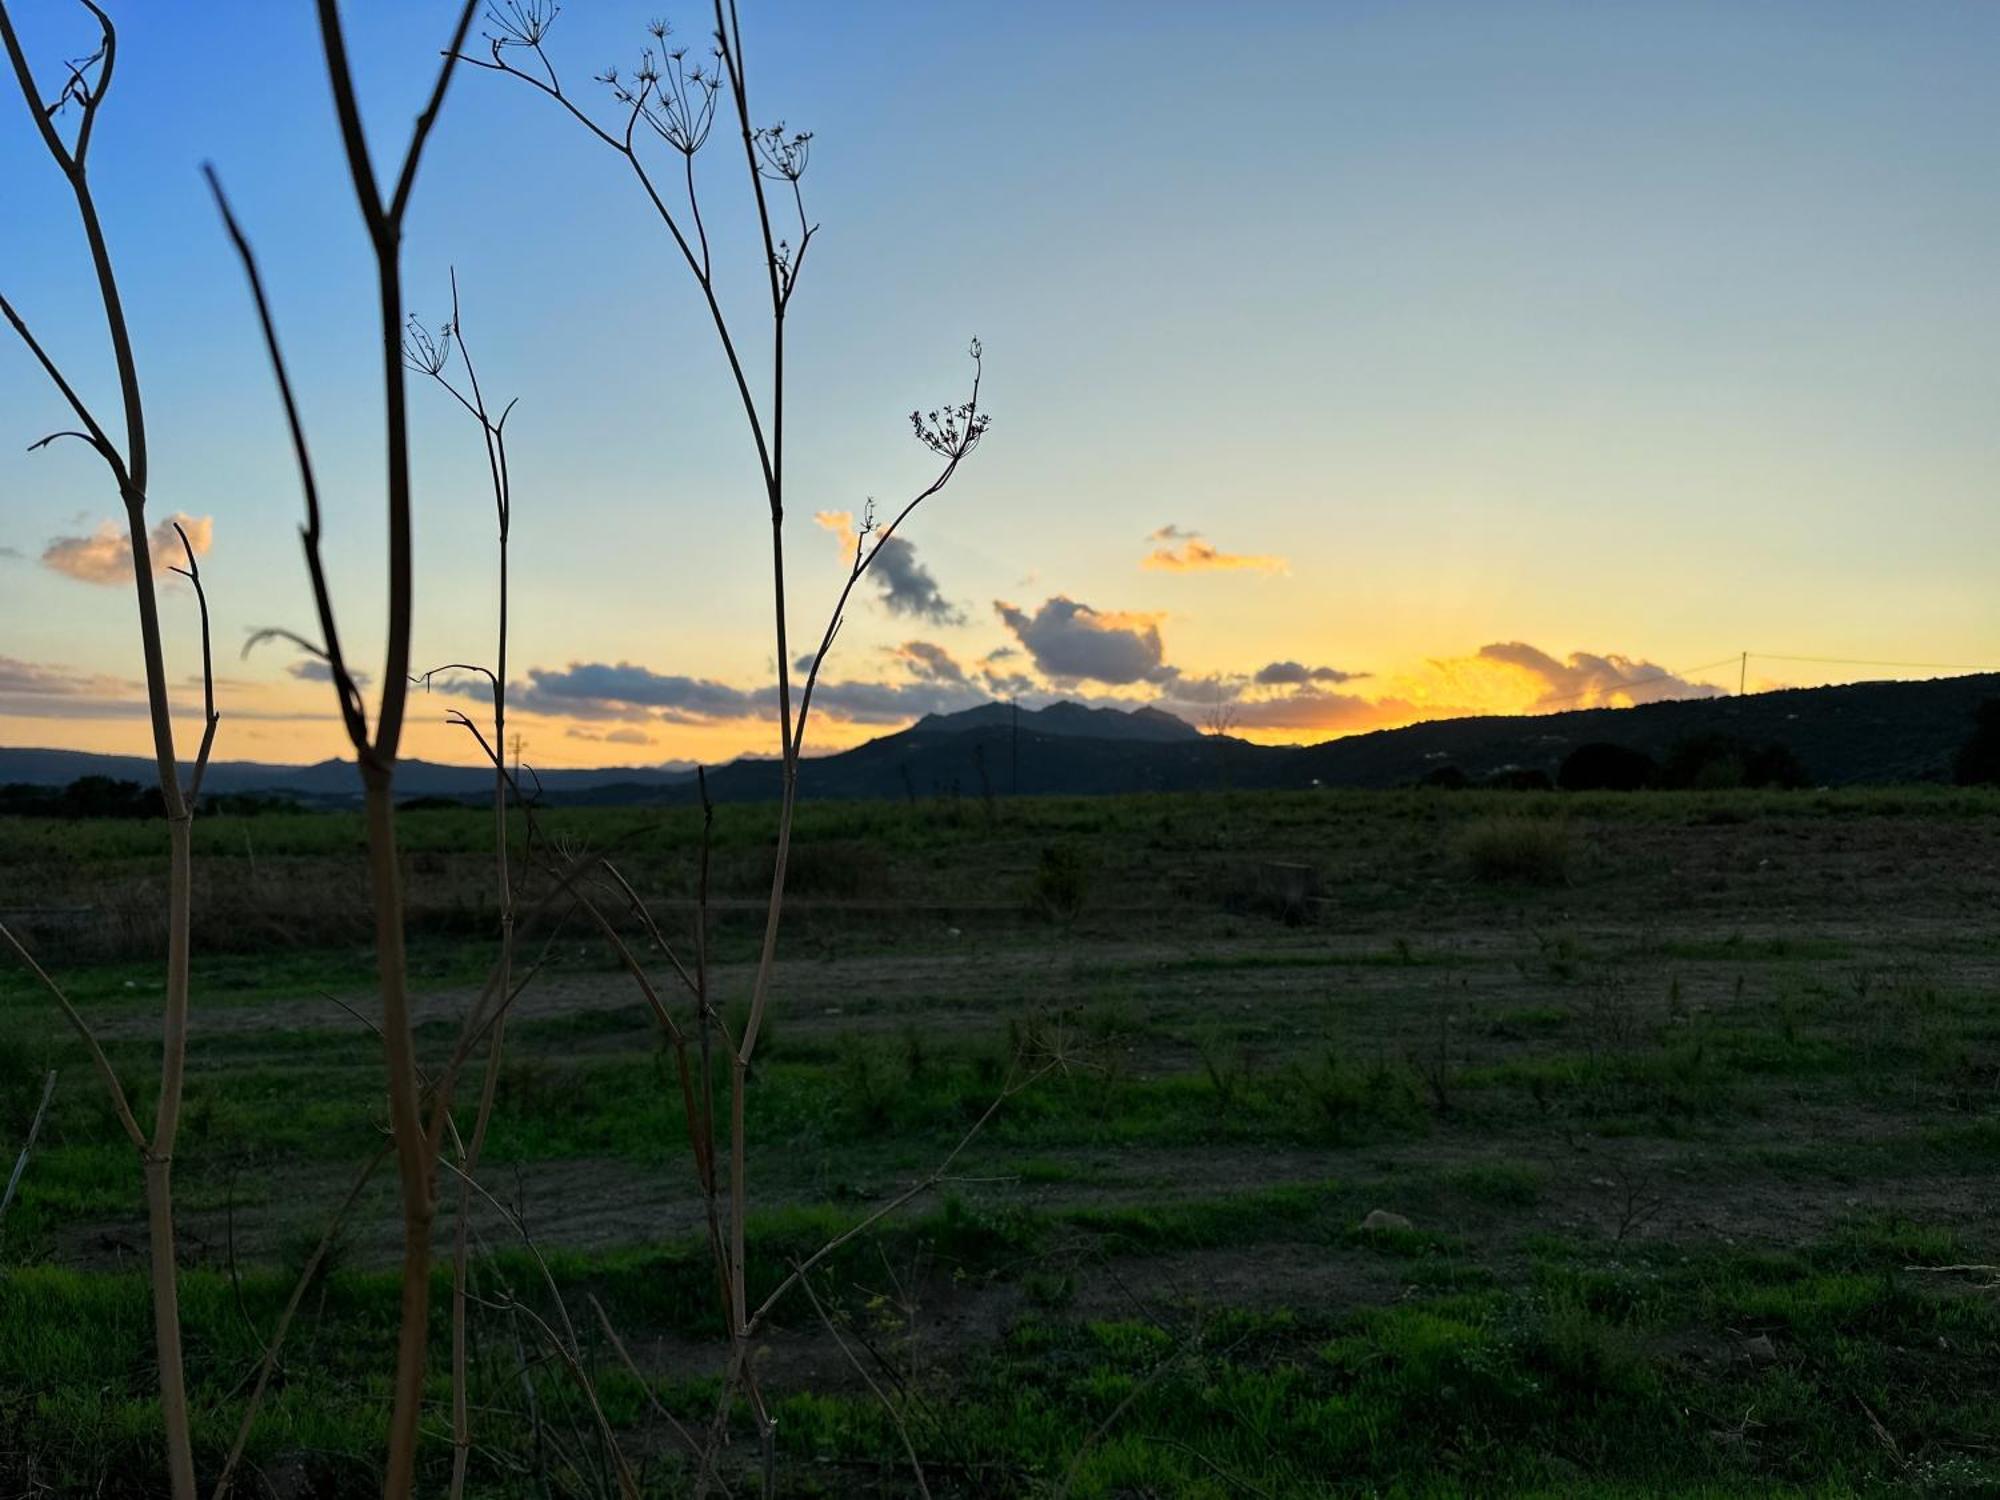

left=3, top=787, right=2000, bottom=1495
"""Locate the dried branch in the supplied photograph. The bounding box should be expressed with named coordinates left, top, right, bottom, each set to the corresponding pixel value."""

left=795, top=1269, right=933, bottom=1499
left=0, top=1070, right=58, bottom=1232
left=0, top=293, right=124, bottom=483
left=169, top=521, right=220, bottom=805
left=205, top=168, right=370, bottom=755
left=209, top=1142, right=394, bottom=1500
left=470, top=11, right=994, bottom=1486
left=1, top=5, right=206, bottom=1488
left=589, top=1294, right=711, bottom=1471
left=0, top=922, right=142, bottom=1149
left=210, top=5, right=479, bottom=1493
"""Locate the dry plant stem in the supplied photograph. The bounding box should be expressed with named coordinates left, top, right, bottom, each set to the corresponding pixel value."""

left=438, top=1157, right=638, bottom=1497
left=211, top=4, right=477, bottom=1492
left=588, top=1296, right=713, bottom=1473
left=470, top=11, right=987, bottom=1479
left=0, top=7, right=216, bottom=1493
left=688, top=1062, right=1046, bottom=1494
left=795, top=1270, right=932, bottom=1500
left=409, top=275, right=520, bottom=1500
left=0, top=923, right=144, bottom=1149
left=211, top=1144, right=394, bottom=1500
left=0, top=1070, right=57, bottom=1230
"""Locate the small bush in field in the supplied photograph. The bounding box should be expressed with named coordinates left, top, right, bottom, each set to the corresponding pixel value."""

left=1028, top=843, right=1090, bottom=923
left=1956, top=700, right=2000, bottom=786
left=837, top=1035, right=905, bottom=1132
left=1558, top=742, right=1656, bottom=791
left=1464, top=817, right=1571, bottom=886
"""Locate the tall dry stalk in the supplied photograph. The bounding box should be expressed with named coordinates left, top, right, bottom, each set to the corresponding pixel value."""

left=464, top=0, right=989, bottom=1474
left=405, top=276, right=523, bottom=1500
left=206, top=3, right=480, bottom=1493
left=0, top=6, right=219, bottom=1494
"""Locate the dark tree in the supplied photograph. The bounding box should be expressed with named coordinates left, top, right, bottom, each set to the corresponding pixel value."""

left=1660, top=733, right=1808, bottom=790
left=1558, top=742, right=1658, bottom=792
left=1954, top=700, right=2000, bottom=787
left=1483, top=766, right=1555, bottom=792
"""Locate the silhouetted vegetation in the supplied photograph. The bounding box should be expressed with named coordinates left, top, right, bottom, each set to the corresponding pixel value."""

left=1028, top=842, right=1091, bottom=922
left=1462, top=815, right=1571, bottom=884
left=1954, top=699, right=2000, bottom=786
left=1659, top=733, right=1810, bottom=790
left=1482, top=766, right=1555, bottom=791
left=1557, top=742, right=1658, bottom=791
left=0, top=777, right=165, bottom=820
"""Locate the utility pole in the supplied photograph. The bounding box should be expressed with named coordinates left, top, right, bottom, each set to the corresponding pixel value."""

left=1738, top=652, right=1748, bottom=698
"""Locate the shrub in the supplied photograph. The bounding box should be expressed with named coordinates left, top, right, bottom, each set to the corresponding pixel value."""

left=1659, top=733, right=1807, bottom=790
left=1955, top=700, right=2000, bottom=786
left=1463, top=816, right=1571, bottom=885
left=1557, top=743, right=1656, bottom=792
left=1482, top=766, right=1554, bottom=791
left=0, top=776, right=165, bottom=820
left=1028, top=843, right=1089, bottom=923
left=836, top=1035, right=906, bottom=1132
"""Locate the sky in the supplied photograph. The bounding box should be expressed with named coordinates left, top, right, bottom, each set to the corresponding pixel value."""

left=4, top=0, right=2000, bottom=771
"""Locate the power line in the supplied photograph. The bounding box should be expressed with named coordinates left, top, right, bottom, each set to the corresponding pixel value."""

left=1749, top=653, right=2000, bottom=673
left=1529, top=655, right=1743, bottom=709
left=1523, top=650, right=1996, bottom=712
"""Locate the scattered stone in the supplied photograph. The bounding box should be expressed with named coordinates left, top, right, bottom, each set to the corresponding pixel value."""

left=1361, top=1209, right=1412, bottom=1233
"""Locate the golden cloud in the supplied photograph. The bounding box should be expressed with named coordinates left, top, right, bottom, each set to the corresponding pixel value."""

left=42, top=512, right=213, bottom=586
left=1141, top=525, right=1287, bottom=575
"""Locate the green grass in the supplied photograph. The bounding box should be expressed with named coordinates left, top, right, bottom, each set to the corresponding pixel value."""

left=12, top=1191, right=1998, bottom=1497
left=7, top=787, right=2000, bottom=1493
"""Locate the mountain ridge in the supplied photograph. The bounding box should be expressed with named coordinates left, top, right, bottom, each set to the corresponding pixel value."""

left=4, top=674, right=1994, bottom=806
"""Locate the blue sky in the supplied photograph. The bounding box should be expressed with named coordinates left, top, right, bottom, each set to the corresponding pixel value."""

left=5, top=1, right=1999, bottom=764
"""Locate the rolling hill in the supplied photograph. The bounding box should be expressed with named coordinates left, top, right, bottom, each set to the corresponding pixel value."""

left=3, top=672, right=1993, bottom=807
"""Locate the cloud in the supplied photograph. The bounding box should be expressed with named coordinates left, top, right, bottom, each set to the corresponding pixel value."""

left=1253, top=660, right=1365, bottom=687
left=42, top=513, right=213, bottom=586
left=806, top=678, right=985, bottom=723
left=994, top=596, right=1176, bottom=686
left=1150, top=670, right=1421, bottom=735
left=0, top=656, right=149, bottom=719
left=979, top=670, right=1040, bottom=698
left=892, top=640, right=969, bottom=684
left=873, top=537, right=960, bottom=622
left=1446, top=642, right=1723, bottom=710
left=431, top=633, right=1718, bottom=751
left=1143, top=640, right=1721, bottom=740
left=566, top=725, right=656, bottom=746
left=814, top=510, right=961, bottom=623
left=815, top=509, right=860, bottom=553
left=475, top=657, right=985, bottom=729
left=515, top=662, right=762, bottom=724
left=288, top=659, right=372, bottom=689
left=1142, top=526, right=1286, bottom=575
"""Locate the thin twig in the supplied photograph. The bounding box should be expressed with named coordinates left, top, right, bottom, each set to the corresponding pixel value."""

left=0, top=922, right=143, bottom=1150
left=794, top=1269, right=932, bottom=1499
left=0, top=1069, right=57, bottom=1231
